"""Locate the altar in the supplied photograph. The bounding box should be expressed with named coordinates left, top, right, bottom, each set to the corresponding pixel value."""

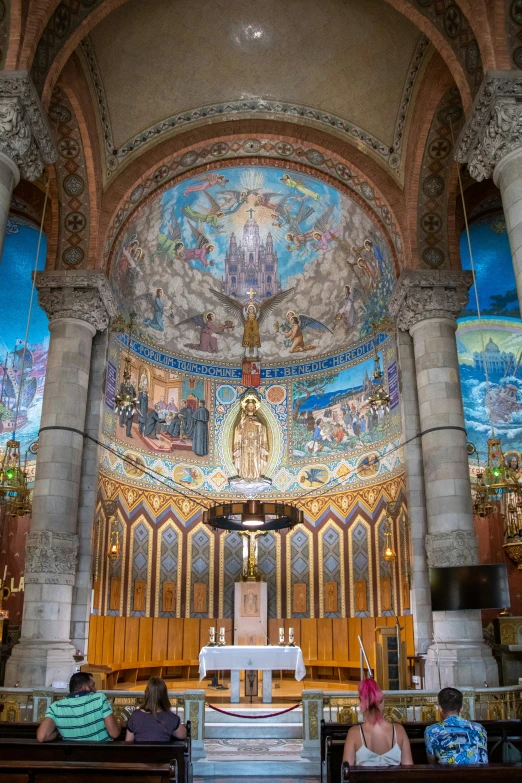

left=199, top=645, right=306, bottom=703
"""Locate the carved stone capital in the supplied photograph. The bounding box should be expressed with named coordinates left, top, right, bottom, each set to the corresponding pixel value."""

left=425, top=530, right=479, bottom=569
left=455, top=70, right=522, bottom=182
left=389, top=270, right=473, bottom=332
left=0, top=72, right=56, bottom=181
left=24, top=531, right=79, bottom=586
left=35, top=270, right=117, bottom=332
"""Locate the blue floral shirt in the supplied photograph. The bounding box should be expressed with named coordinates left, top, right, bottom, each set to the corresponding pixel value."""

left=424, top=715, right=488, bottom=765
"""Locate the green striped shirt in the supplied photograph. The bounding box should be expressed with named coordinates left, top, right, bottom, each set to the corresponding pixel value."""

left=46, top=691, right=113, bottom=741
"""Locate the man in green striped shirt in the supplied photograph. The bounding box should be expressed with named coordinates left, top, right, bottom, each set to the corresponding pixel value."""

left=37, top=672, right=120, bottom=742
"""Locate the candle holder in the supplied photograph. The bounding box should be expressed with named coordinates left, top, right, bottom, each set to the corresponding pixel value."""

left=288, top=627, right=295, bottom=647
left=278, top=627, right=285, bottom=646
left=218, top=627, right=226, bottom=646
left=208, top=627, right=216, bottom=647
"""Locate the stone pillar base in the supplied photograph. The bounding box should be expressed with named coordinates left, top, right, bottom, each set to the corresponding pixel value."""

left=5, top=640, right=77, bottom=688
left=424, top=641, right=499, bottom=689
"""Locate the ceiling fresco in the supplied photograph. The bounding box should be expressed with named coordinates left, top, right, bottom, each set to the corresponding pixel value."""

left=110, top=165, right=395, bottom=364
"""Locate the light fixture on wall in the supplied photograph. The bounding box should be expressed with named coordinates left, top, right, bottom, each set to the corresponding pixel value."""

left=367, top=319, right=393, bottom=414
left=103, top=499, right=120, bottom=561
left=112, top=311, right=139, bottom=419
left=382, top=501, right=397, bottom=562
left=0, top=440, right=31, bottom=516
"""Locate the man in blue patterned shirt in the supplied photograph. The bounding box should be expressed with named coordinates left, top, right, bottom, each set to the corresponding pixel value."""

left=425, top=687, right=488, bottom=765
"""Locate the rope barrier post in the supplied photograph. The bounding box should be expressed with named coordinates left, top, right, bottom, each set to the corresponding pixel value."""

left=301, top=690, right=323, bottom=761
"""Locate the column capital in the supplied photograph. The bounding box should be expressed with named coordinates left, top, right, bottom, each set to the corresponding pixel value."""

left=25, top=531, right=79, bottom=587
left=425, top=530, right=479, bottom=568
left=35, top=270, right=118, bottom=332
left=389, top=270, right=473, bottom=332
left=455, top=70, right=522, bottom=182
left=0, top=72, right=56, bottom=181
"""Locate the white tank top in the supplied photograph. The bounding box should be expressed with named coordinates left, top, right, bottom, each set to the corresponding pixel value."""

left=355, top=724, right=402, bottom=767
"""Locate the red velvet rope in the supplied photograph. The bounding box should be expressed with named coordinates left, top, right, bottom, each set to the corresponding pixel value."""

left=206, top=701, right=302, bottom=719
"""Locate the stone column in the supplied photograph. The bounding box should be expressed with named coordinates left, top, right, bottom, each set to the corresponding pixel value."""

left=390, top=270, right=499, bottom=688
left=0, top=73, right=56, bottom=259
left=455, top=71, right=522, bottom=310
left=396, top=329, right=432, bottom=655
left=5, top=271, right=115, bottom=688
left=71, top=330, right=108, bottom=657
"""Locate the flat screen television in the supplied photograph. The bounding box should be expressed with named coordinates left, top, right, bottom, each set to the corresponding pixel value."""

left=429, top=564, right=510, bottom=611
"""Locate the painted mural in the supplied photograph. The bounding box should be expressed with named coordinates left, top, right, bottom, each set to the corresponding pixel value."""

left=457, top=205, right=522, bottom=461
left=0, top=218, right=48, bottom=477
left=103, top=332, right=403, bottom=498
left=110, top=165, right=395, bottom=363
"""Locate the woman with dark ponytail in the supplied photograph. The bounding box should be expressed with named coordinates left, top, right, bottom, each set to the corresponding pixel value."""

left=343, top=679, right=413, bottom=767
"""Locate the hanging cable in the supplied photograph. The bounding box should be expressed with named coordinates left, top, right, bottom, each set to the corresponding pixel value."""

left=12, top=175, right=50, bottom=440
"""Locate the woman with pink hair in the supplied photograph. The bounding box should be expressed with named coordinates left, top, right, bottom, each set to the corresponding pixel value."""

left=343, top=679, right=413, bottom=767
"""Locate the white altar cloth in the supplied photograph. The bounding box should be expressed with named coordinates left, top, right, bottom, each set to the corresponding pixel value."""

left=198, top=645, right=306, bottom=681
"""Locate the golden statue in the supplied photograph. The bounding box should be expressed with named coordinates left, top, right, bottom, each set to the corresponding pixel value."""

left=239, top=530, right=266, bottom=582
left=233, top=394, right=269, bottom=481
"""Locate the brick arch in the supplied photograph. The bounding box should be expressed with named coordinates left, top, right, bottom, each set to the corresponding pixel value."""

left=25, top=0, right=480, bottom=115
left=96, top=119, right=407, bottom=277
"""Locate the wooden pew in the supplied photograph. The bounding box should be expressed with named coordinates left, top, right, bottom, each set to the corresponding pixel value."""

left=340, top=763, right=522, bottom=781
left=85, top=659, right=200, bottom=689
left=323, top=720, right=522, bottom=783
left=0, top=760, right=177, bottom=782
left=0, top=739, right=191, bottom=783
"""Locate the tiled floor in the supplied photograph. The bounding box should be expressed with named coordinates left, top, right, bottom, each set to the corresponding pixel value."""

left=204, top=738, right=304, bottom=760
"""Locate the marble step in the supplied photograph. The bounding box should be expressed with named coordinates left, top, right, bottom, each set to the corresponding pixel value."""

left=204, top=707, right=303, bottom=724
left=205, top=721, right=302, bottom=739
left=194, top=759, right=321, bottom=777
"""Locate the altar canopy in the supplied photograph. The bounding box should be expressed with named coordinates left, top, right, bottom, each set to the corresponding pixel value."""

left=198, top=645, right=306, bottom=681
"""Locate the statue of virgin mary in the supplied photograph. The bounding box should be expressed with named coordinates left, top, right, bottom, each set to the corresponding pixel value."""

left=232, top=394, right=269, bottom=481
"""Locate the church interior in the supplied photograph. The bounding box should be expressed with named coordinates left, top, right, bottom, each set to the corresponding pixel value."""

left=0, top=0, right=522, bottom=778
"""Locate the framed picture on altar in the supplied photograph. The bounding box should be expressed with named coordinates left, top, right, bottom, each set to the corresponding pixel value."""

left=241, top=583, right=260, bottom=617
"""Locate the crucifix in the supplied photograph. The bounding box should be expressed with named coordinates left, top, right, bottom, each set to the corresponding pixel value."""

left=246, top=287, right=257, bottom=302
left=247, top=207, right=256, bottom=219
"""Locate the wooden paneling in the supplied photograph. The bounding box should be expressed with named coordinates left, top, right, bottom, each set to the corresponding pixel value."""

left=380, top=578, right=392, bottom=612
left=348, top=617, right=362, bottom=662
left=113, top=617, right=126, bottom=663
left=133, top=580, right=146, bottom=613
left=293, top=583, right=307, bottom=614
left=162, top=581, right=176, bottom=613
left=183, top=618, right=200, bottom=660
left=268, top=619, right=280, bottom=645
left=124, top=617, right=139, bottom=663
left=355, top=580, right=368, bottom=612
left=152, top=618, right=168, bottom=660
left=284, top=618, right=300, bottom=647
left=402, top=576, right=411, bottom=611
left=167, top=619, right=184, bottom=660
left=193, top=583, right=207, bottom=613
left=109, top=577, right=121, bottom=612
left=333, top=618, right=349, bottom=661
left=94, top=615, right=104, bottom=665
left=300, top=618, right=318, bottom=661
left=89, top=615, right=99, bottom=665
left=325, top=582, right=338, bottom=613
left=317, top=619, right=333, bottom=661
left=138, top=617, right=154, bottom=662
left=404, top=614, right=414, bottom=657
left=101, top=615, right=115, bottom=665
left=361, top=617, right=377, bottom=668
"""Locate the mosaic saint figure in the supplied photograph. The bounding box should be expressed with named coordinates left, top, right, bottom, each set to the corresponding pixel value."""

left=233, top=395, right=269, bottom=480
left=175, top=311, right=234, bottom=354
left=143, top=288, right=165, bottom=331
left=192, top=399, right=210, bottom=456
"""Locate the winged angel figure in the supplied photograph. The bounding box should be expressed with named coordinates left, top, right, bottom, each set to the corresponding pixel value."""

left=278, top=310, right=332, bottom=353
left=209, top=288, right=295, bottom=358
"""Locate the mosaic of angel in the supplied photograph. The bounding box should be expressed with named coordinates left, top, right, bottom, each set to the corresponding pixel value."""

left=111, top=165, right=396, bottom=361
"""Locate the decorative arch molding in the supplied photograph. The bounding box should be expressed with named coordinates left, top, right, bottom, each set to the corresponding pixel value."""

left=286, top=523, right=315, bottom=619
left=126, top=515, right=153, bottom=617
left=155, top=518, right=183, bottom=619
left=347, top=515, right=374, bottom=618
left=318, top=518, right=346, bottom=619
left=101, top=131, right=405, bottom=282
left=26, top=0, right=483, bottom=120
left=186, top=521, right=215, bottom=619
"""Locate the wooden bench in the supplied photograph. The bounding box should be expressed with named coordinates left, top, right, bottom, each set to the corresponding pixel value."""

left=323, top=720, right=522, bottom=783
left=340, top=762, right=522, bottom=781
left=85, top=660, right=200, bottom=689
left=0, top=738, right=191, bottom=783
left=304, top=659, right=361, bottom=681
left=0, top=759, right=177, bottom=782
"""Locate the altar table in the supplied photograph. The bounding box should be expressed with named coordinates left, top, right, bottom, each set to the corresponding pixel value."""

left=198, top=645, right=306, bottom=703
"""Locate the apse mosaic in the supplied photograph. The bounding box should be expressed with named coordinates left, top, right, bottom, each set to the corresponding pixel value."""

left=110, top=165, right=395, bottom=363
left=0, top=218, right=49, bottom=477
left=457, top=207, right=522, bottom=461
left=102, top=333, right=403, bottom=497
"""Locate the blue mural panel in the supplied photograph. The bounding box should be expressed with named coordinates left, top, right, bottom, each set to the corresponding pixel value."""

left=0, top=218, right=48, bottom=477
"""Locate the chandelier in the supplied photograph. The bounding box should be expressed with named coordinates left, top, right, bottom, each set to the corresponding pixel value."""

left=0, top=440, right=31, bottom=516
left=203, top=499, right=303, bottom=532
left=114, top=356, right=138, bottom=418
left=382, top=501, right=397, bottom=562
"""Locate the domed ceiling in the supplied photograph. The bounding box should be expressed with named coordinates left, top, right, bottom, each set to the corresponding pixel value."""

left=110, top=164, right=395, bottom=364
left=103, top=164, right=403, bottom=498
left=86, top=0, right=422, bottom=157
